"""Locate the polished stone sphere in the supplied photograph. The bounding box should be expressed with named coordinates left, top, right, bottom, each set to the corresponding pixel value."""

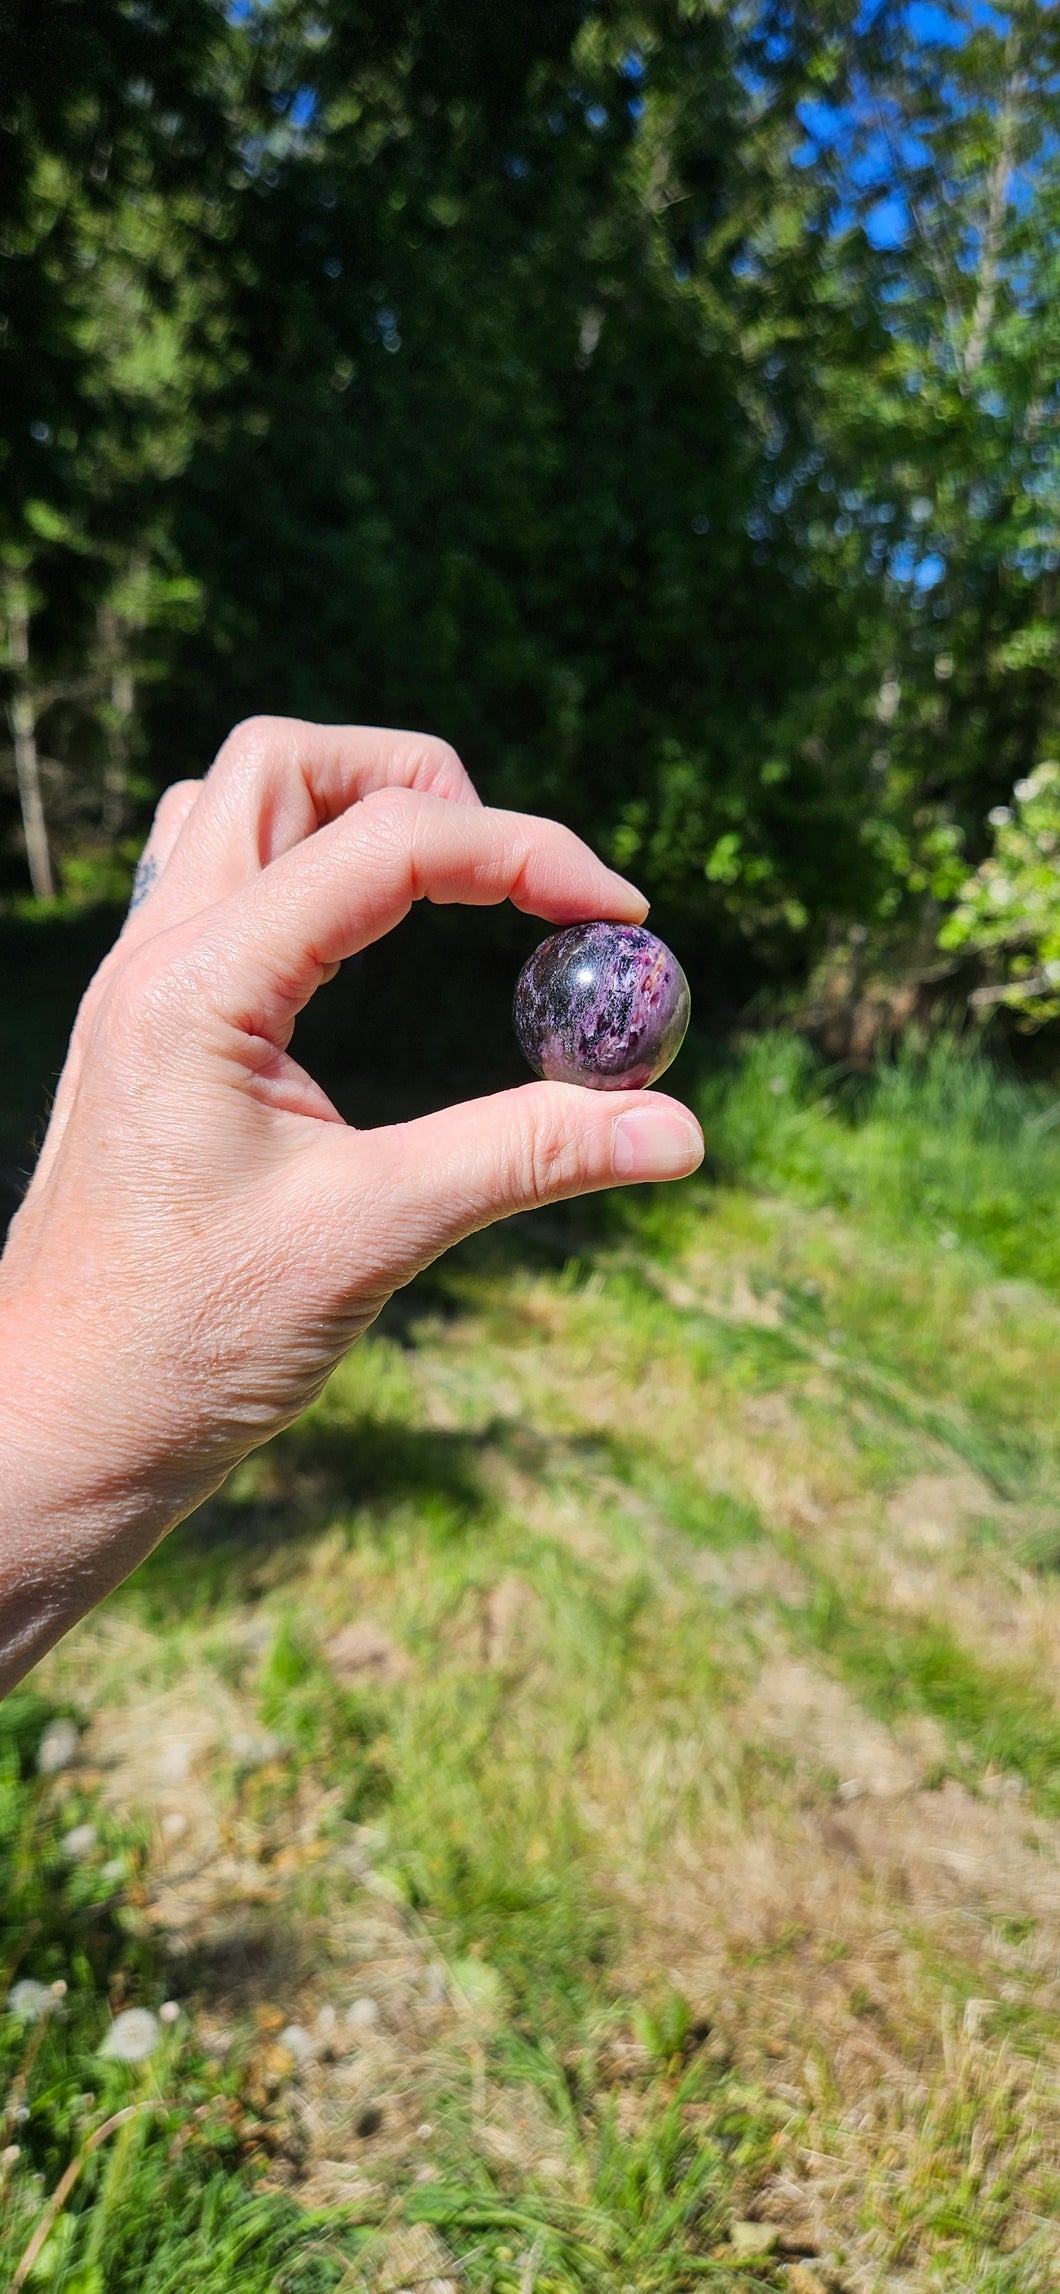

left=514, top=921, right=691, bottom=1091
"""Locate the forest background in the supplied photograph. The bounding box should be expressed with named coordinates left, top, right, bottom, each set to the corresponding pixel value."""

left=4, top=0, right=1060, bottom=1060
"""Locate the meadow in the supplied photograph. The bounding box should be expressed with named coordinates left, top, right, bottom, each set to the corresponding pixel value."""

left=4, top=1030, right=1060, bottom=2293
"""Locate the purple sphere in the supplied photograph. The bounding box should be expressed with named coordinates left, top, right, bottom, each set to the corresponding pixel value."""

left=514, top=921, right=691, bottom=1091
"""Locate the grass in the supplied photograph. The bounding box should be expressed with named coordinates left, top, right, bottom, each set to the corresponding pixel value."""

left=794, top=1582, right=1060, bottom=1811
left=6, top=1029, right=1060, bottom=2290
left=0, top=1691, right=362, bottom=2293
left=700, top=1027, right=1060, bottom=1292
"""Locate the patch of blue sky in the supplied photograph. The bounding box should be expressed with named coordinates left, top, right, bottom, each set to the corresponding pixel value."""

left=865, top=192, right=909, bottom=248
left=906, top=0, right=1010, bottom=39
left=905, top=1, right=967, bottom=47
left=890, top=541, right=947, bottom=586
left=797, top=96, right=848, bottom=146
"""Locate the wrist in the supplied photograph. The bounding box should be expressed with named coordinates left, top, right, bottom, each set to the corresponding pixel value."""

left=0, top=1274, right=205, bottom=1692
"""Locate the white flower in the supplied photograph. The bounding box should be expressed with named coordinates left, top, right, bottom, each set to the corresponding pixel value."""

left=159, top=2001, right=181, bottom=2026
left=229, top=1730, right=286, bottom=1769
left=99, top=2008, right=161, bottom=2062
left=279, top=2023, right=314, bottom=2063
left=61, top=1824, right=98, bottom=1861
left=7, top=1980, right=53, bottom=2023
left=345, top=1996, right=381, bottom=2032
left=988, top=806, right=1012, bottom=828
left=1015, top=764, right=1058, bottom=803
left=154, top=1740, right=192, bottom=1786
left=37, top=1720, right=79, bottom=1776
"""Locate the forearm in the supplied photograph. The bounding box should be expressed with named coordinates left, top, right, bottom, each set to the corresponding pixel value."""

left=0, top=1282, right=217, bottom=1693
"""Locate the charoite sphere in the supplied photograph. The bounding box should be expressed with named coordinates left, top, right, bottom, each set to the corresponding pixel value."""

left=514, top=921, right=691, bottom=1091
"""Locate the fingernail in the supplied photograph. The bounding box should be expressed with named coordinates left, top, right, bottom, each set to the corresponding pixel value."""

left=610, top=872, right=649, bottom=916
left=611, top=1106, right=704, bottom=1181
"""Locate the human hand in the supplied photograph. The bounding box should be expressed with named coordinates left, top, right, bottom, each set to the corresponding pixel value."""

left=0, top=720, right=702, bottom=1686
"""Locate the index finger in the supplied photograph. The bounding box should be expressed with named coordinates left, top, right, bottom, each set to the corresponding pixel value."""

left=200, top=788, right=649, bottom=1041
left=149, top=718, right=482, bottom=925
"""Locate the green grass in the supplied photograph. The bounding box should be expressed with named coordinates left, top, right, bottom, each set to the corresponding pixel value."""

left=700, top=1027, right=1060, bottom=1292
left=9, top=1028, right=1060, bottom=2289
left=795, top=1579, right=1060, bottom=1810
left=0, top=1692, right=364, bottom=2293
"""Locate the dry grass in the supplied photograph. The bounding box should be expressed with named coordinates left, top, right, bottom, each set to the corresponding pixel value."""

left=12, top=1140, right=1060, bottom=2288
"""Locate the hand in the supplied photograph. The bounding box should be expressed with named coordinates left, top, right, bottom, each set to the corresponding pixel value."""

left=0, top=719, right=702, bottom=1688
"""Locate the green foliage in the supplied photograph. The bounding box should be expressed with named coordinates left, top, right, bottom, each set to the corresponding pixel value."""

left=4, top=1, right=1059, bottom=969
left=404, top=2059, right=740, bottom=2292
left=700, top=1027, right=1060, bottom=1290
left=940, top=761, right=1060, bottom=1021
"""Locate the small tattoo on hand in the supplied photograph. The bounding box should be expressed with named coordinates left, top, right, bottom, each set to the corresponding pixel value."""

left=128, top=852, right=159, bottom=912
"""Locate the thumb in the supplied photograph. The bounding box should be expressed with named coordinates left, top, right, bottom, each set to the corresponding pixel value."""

left=310, top=1082, right=704, bottom=1288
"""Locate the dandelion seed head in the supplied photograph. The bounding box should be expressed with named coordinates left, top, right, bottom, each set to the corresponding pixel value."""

left=99, top=2007, right=161, bottom=2062
left=7, top=1981, right=53, bottom=2023
left=37, top=1720, right=79, bottom=1775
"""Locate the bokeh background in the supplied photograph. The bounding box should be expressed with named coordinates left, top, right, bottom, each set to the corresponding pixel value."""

left=4, top=6, right=1060, bottom=2291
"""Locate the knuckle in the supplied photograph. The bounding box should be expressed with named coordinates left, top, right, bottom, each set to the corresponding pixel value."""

left=155, top=776, right=201, bottom=817
left=357, top=783, right=421, bottom=850
left=94, top=939, right=193, bottom=1061
left=212, top=713, right=288, bottom=783
left=359, top=782, right=418, bottom=825
left=416, top=732, right=465, bottom=791
left=523, top=1104, right=585, bottom=1207
left=149, top=777, right=201, bottom=836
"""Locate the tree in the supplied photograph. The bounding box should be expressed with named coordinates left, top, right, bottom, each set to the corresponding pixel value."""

left=157, top=0, right=897, bottom=961
left=0, top=0, right=231, bottom=891
left=3, top=0, right=1058, bottom=1001
left=800, top=0, right=1060, bottom=915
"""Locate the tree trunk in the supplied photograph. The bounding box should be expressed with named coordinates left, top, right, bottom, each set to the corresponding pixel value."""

left=4, top=582, right=54, bottom=900
left=98, top=603, right=134, bottom=838
left=963, top=50, right=1024, bottom=384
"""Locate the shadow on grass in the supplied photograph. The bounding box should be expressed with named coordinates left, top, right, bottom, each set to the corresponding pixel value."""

left=124, top=1385, right=692, bottom=1620
left=163, top=1905, right=315, bottom=2018
left=128, top=1409, right=497, bottom=1611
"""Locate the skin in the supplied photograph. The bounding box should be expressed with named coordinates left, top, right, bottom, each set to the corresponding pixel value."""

left=0, top=719, right=703, bottom=1695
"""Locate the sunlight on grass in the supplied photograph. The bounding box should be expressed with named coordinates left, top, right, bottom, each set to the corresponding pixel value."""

left=11, top=1035, right=1060, bottom=2290
left=700, top=1029, right=1060, bottom=1292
